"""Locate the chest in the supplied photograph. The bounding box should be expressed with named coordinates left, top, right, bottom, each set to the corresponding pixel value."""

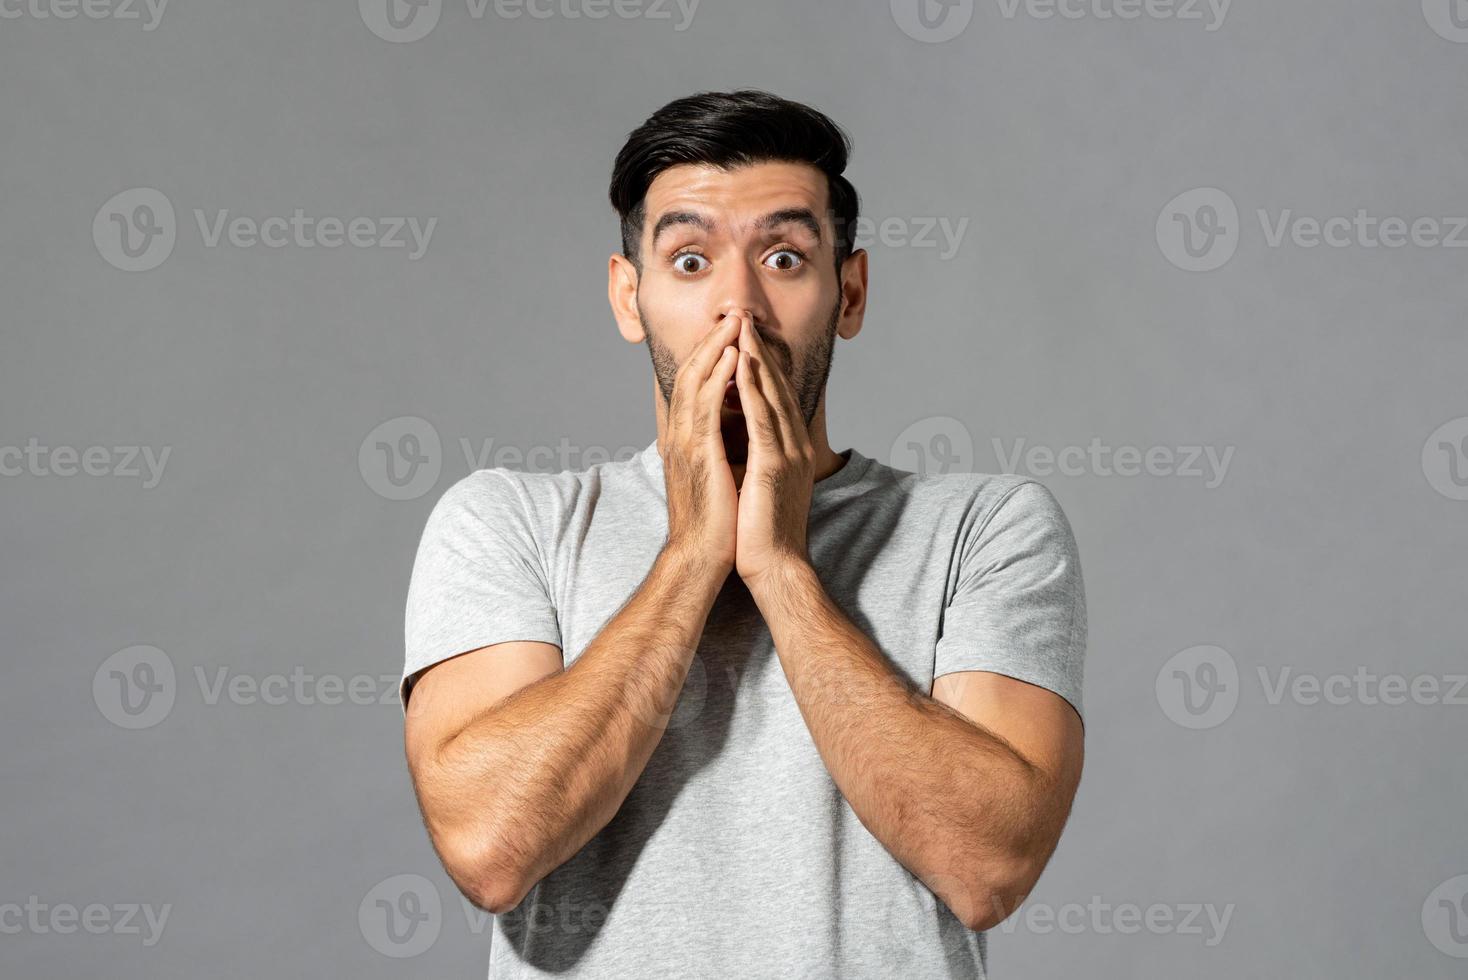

left=548, top=501, right=960, bottom=701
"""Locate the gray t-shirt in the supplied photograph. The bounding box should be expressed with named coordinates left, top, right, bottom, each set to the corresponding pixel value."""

left=402, top=438, right=1086, bottom=979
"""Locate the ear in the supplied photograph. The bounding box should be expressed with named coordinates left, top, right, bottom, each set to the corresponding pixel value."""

left=835, top=248, right=868, bottom=340
left=608, top=253, right=645, bottom=343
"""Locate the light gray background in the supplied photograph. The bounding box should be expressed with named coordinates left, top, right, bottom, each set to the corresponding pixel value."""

left=3, top=0, right=1466, bottom=976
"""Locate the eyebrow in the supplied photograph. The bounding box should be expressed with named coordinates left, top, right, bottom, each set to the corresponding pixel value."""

left=650, top=207, right=825, bottom=249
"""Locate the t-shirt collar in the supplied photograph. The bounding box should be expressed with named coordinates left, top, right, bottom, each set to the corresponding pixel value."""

left=637, top=437, right=873, bottom=497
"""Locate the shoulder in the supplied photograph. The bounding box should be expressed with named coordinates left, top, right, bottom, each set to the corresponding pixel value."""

left=423, top=449, right=644, bottom=535
left=419, top=467, right=529, bottom=537
left=869, top=454, right=1070, bottom=530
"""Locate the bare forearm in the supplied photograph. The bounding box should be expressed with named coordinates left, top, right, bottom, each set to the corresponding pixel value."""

left=425, top=546, right=725, bottom=910
left=751, top=560, right=1059, bottom=926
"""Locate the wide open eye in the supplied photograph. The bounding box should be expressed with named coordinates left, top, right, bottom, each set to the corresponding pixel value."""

left=764, top=249, right=805, bottom=271
left=670, top=250, right=709, bottom=275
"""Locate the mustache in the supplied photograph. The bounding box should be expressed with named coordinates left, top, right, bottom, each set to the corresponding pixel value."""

left=644, top=316, right=814, bottom=408
left=746, top=326, right=794, bottom=377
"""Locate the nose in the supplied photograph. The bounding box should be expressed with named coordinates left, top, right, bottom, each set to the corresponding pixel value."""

left=711, top=261, right=770, bottom=332
left=715, top=305, right=772, bottom=341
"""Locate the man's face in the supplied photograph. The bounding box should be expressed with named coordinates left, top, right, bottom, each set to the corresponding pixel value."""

left=631, top=161, right=844, bottom=465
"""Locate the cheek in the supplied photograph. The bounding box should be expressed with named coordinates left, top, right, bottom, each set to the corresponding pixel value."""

left=771, top=280, right=837, bottom=340
left=639, top=278, right=707, bottom=329
left=638, top=284, right=712, bottom=365
left=772, top=270, right=834, bottom=314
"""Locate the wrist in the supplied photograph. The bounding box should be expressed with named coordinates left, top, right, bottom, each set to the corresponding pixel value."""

left=657, top=540, right=732, bottom=596
left=743, top=553, right=818, bottom=607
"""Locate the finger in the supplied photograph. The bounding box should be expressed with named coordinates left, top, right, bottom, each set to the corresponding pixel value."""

left=691, top=345, right=739, bottom=450
left=674, top=315, right=743, bottom=405
left=669, top=317, right=741, bottom=439
left=700, top=344, right=740, bottom=433
left=737, top=315, right=800, bottom=418
left=737, top=314, right=802, bottom=451
left=735, top=346, right=783, bottom=460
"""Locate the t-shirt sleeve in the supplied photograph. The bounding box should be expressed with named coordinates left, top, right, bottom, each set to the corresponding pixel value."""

left=401, top=470, right=563, bottom=708
left=932, top=480, right=1087, bottom=723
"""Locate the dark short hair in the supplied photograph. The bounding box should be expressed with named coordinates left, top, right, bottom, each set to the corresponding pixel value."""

left=608, top=90, right=861, bottom=274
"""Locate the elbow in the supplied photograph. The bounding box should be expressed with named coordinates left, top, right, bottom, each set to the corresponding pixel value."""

left=947, top=854, right=1042, bottom=933
left=960, top=890, right=1024, bottom=933
left=465, top=872, right=529, bottom=918
left=437, top=832, right=531, bottom=916
left=408, top=732, right=538, bottom=915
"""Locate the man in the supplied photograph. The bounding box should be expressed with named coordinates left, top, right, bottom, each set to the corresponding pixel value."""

left=401, top=90, right=1086, bottom=979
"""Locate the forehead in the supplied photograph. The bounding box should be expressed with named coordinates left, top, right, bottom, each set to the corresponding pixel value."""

left=643, top=161, right=830, bottom=233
